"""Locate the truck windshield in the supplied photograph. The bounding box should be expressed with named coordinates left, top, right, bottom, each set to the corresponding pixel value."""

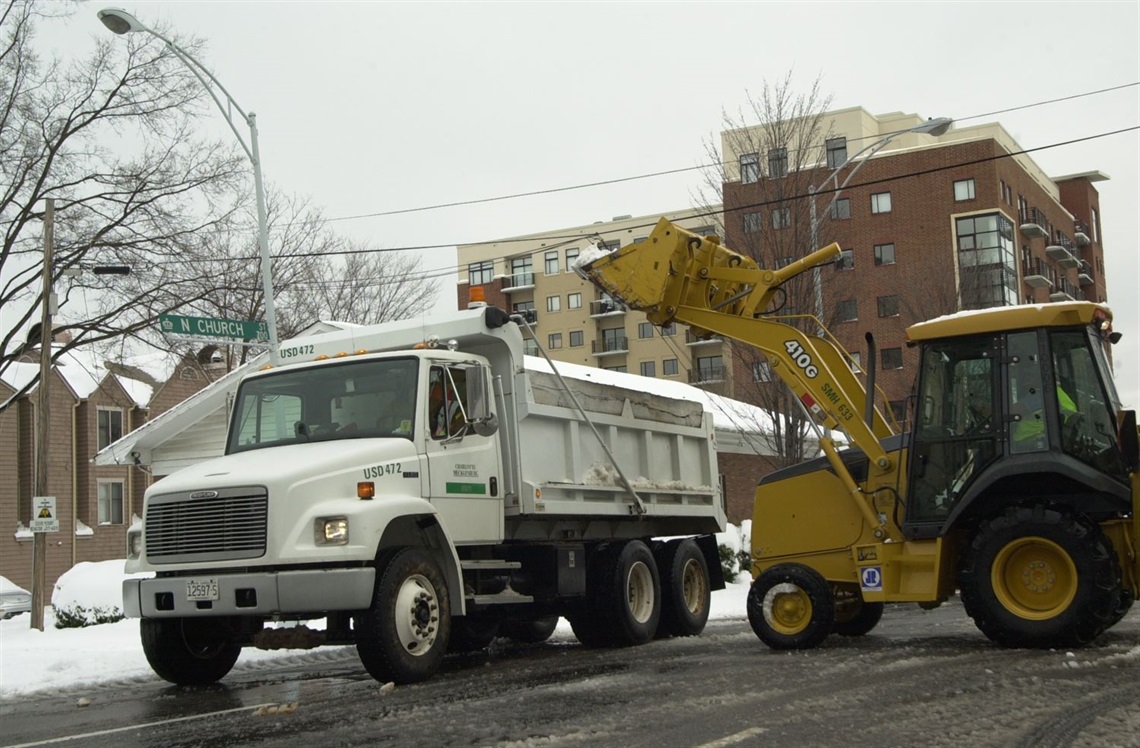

left=227, top=357, right=419, bottom=454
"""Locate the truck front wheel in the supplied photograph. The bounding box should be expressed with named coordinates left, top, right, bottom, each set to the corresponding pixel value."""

left=747, top=564, right=835, bottom=650
left=355, top=547, right=451, bottom=683
left=140, top=617, right=241, bottom=686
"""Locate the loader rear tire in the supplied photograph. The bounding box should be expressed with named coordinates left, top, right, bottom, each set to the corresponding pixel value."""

left=959, top=507, right=1118, bottom=648
left=831, top=586, right=884, bottom=637
left=657, top=539, right=711, bottom=637
left=747, top=564, right=834, bottom=650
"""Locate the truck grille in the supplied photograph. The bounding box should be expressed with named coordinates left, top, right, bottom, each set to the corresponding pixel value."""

left=145, top=486, right=268, bottom=564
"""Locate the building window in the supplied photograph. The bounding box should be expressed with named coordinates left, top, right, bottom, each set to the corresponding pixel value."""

left=661, top=323, right=676, bottom=337
left=830, top=198, right=850, bottom=220
left=837, top=299, right=858, bottom=322
left=568, top=292, right=582, bottom=310
left=871, top=192, right=892, bottom=214
left=512, top=300, right=535, bottom=323
left=1091, top=208, right=1099, bottom=242
left=954, top=178, right=976, bottom=201
left=825, top=137, right=848, bottom=169
left=523, top=339, right=539, bottom=356
left=98, top=481, right=124, bottom=525
left=663, top=358, right=679, bottom=376
left=601, top=328, right=626, bottom=352
left=956, top=213, right=1017, bottom=310
left=544, top=251, right=559, bottom=275
left=565, top=247, right=579, bottom=272
left=743, top=212, right=762, bottom=233
left=604, top=365, right=628, bottom=373
left=640, top=361, right=656, bottom=378
left=882, top=347, right=904, bottom=370
left=638, top=322, right=654, bottom=339
left=510, top=257, right=534, bottom=287
left=468, top=261, right=493, bottom=286
left=877, top=295, right=899, bottom=317
left=692, top=225, right=716, bottom=237
left=848, top=351, right=862, bottom=371
left=835, top=248, right=854, bottom=270
left=548, top=333, right=562, bottom=349
left=546, top=295, right=561, bottom=313
left=874, top=243, right=895, bottom=266
left=771, top=207, right=791, bottom=229
left=889, top=400, right=907, bottom=424
left=599, top=240, right=620, bottom=253
left=696, top=355, right=724, bottom=382
left=752, top=360, right=772, bottom=382
left=97, top=408, right=124, bottom=450
left=776, top=257, right=794, bottom=269
left=768, top=147, right=788, bottom=178
left=569, top=330, right=584, bottom=348
left=740, top=153, right=760, bottom=184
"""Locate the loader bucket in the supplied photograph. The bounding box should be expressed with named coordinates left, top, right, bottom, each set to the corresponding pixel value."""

left=576, top=218, right=685, bottom=318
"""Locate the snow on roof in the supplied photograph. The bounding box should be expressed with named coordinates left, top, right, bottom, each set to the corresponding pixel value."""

left=0, top=346, right=103, bottom=400
left=113, top=374, right=153, bottom=408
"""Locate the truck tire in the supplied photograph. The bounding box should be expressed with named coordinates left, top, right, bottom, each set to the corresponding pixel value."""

left=140, top=617, right=241, bottom=686
left=747, top=564, right=835, bottom=650
left=355, top=547, right=451, bottom=684
left=448, top=617, right=500, bottom=653
left=830, top=586, right=884, bottom=637
left=570, top=540, right=661, bottom=647
left=657, top=539, right=711, bottom=637
left=501, top=616, right=559, bottom=643
left=958, top=507, right=1118, bottom=648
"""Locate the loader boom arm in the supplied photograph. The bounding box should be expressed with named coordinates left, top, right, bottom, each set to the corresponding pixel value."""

left=578, top=217, right=896, bottom=473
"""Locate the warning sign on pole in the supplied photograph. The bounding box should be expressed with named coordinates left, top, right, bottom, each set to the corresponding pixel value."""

left=30, top=496, right=58, bottom=533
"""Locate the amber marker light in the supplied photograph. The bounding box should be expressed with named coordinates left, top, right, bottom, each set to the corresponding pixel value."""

left=358, top=481, right=375, bottom=500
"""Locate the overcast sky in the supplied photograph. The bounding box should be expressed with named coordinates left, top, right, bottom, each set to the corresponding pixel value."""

left=34, top=1, right=1139, bottom=405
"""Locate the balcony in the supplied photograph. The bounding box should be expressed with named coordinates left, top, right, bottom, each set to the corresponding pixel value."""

left=591, top=336, right=628, bottom=357
left=1019, top=207, right=1048, bottom=239
left=1045, top=244, right=1078, bottom=269
left=688, top=366, right=727, bottom=384
left=589, top=298, right=626, bottom=317
left=1078, top=260, right=1095, bottom=286
left=685, top=329, right=723, bottom=346
left=1049, top=279, right=1083, bottom=302
left=1022, top=259, right=1053, bottom=290
left=502, top=272, right=535, bottom=293
left=1074, top=221, right=1092, bottom=246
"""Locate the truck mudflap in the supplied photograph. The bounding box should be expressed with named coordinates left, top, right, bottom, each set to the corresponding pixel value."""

left=123, top=567, right=376, bottom=619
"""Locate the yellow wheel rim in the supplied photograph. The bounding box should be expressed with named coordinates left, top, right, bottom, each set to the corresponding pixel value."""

left=991, top=536, right=1077, bottom=620
left=763, top=583, right=813, bottom=635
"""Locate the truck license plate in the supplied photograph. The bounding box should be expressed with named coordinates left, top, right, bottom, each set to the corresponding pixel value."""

left=185, top=579, right=219, bottom=601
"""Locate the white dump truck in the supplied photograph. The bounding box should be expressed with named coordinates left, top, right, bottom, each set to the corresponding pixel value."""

left=124, top=303, right=726, bottom=685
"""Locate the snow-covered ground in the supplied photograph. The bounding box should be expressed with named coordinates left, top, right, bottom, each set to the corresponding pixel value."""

left=0, top=526, right=753, bottom=699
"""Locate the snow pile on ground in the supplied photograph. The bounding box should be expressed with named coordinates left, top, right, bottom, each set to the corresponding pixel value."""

left=52, top=560, right=152, bottom=627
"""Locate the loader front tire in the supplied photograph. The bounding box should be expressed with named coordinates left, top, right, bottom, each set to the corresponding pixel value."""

left=959, top=507, right=1118, bottom=648
left=747, top=564, right=834, bottom=650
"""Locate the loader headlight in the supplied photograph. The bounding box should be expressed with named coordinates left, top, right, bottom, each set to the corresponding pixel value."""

left=315, top=517, right=349, bottom=546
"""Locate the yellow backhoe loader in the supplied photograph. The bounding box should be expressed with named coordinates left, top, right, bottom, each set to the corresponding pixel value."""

left=579, top=217, right=1138, bottom=650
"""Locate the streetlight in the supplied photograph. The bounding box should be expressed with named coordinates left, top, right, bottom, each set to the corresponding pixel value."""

left=808, top=117, right=953, bottom=328
left=97, top=8, right=280, bottom=364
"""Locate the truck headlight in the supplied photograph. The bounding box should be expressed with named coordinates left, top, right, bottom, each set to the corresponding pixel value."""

left=127, top=529, right=142, bottom=560
left=316, top=517, right=349, bottom=545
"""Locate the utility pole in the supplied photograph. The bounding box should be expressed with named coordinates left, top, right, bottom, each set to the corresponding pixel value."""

left=30, top=198, right=54, bottom=631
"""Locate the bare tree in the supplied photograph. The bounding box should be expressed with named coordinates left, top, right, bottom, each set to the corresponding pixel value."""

left=0, top=1, right=246, bottom=403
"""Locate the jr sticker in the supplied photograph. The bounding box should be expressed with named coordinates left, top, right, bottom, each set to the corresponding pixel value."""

left=860, top=566, right=883, bottom=592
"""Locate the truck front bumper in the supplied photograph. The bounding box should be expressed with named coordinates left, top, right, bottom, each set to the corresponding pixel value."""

left=123, top=567, right=376, bottom=619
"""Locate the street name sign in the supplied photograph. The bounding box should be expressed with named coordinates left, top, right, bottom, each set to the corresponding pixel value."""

left=159, top=314, right=268, bottom=342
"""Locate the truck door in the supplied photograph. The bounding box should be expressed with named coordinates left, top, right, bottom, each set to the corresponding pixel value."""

left=424, top=364, right=504, bottom=543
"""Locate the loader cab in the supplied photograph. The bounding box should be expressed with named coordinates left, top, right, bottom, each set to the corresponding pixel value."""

left=904, top=315, right=1130, bottom=538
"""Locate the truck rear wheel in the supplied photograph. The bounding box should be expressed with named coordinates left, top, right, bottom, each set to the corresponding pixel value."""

left=831, top=585, right=884, bottom=637
left=747, top=564, right=834, bottom=650
left=657, top=539, right=711, bottom=637
left=501, top=616, right=559, bottom=643
left=140, top=617, right=241, bottom=686
left=355, top=547, right=451, bottom=683
left=570, top=540, right=661, bottom=647
left=959, top=507, right=1118, bottom=648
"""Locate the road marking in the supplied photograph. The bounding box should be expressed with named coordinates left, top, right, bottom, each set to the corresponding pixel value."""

left=697, top=726, right=767, bottom=747
left=6, top=703, right=276, bottom=747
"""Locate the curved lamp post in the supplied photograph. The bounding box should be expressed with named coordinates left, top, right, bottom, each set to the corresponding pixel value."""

left=809, top=116, right=953, bottom=327
left=98, top=8, right=280, bottom=364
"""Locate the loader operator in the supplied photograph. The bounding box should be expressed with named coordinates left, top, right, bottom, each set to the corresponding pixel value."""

left=1012, top=383, right=1077, bottom=448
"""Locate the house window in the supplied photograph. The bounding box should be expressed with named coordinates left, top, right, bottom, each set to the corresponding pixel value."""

left=877, top=295, right=899, bottom=317
left=546, top=295, right=561, bottom=313
left=752, top=360, right=772, bottom=382
left=468, top=261, right=493, bottom=286
left=874, top=243, right=895, bottom=266
left=544, top=251, right=559, bottom=275
left=768, top=147, right=788, bottom=178
left=826, top=137, right=848, bottom=169
left=835, top=248, right=854, bottom=270
left=640, top=361, right=656, bottom=378
left=740, top=152, right=760, bottom=184
left=638, top=322, right=654, bottom=339
left=510, top=257, right=534, bottom=287
left=696, top=355, right=724, bottom=382
left=548, top=333, right=562, bottom=349
left=771, top=207, right=791, bottom=229
left=837, top=299, right=858, bottom=322
left=882, top=347, right=904, bottom=370
left=569, top=330, right=584, bottom=348
left=954, top=178, right=976, bottom=201
left=871, top=192, right=892, bottom=214
left=98, top=481, right=124, bottom=525
left=97, top=408, right=124, bottom=450
left=744, top=212, right=762, bottom=233
left=565, top=248, right=579, bottom=272
left=568, top=292, right=582, bottom=310
left=661, top=323, right=676, bottom=337
left=830, top=198, right=850, bottom=220
left=663, top=358, right=679, bottom=376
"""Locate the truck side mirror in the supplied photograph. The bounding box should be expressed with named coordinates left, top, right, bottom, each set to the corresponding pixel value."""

left=466, top=366, right=498, bottom=437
